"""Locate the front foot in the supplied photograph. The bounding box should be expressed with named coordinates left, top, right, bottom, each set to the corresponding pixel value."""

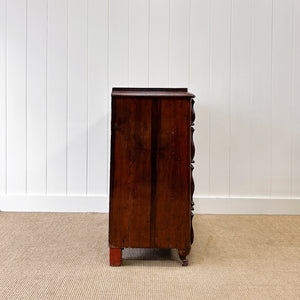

left=178, top=248, right=191, bottom=266
left=110, top=248, right=122, bottom=266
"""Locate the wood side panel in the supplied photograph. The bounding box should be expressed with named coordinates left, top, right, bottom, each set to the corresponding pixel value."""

left=109, top=97, right=152, bottom=248
left=154, top=99, right=191, bottom=248
left=109, top=94, right=191, bottom=251
left=127, top=98, right=152, bottom=247
left=109, top=97, right=133, bottom=247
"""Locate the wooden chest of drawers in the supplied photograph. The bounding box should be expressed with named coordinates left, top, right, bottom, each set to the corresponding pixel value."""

left=109, top=88, right=195, bottom=266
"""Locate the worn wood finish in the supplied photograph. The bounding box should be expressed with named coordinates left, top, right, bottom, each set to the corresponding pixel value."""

left=109, top=88, right=195, bottom=266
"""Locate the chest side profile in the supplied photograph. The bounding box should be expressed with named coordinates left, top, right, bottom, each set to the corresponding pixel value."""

left=109, top=88, right=195, bottom=266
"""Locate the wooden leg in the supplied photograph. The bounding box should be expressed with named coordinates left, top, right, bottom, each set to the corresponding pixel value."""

left=178, top=248, right=191, bottom=266
left=110, top=248, right=122, bottom=266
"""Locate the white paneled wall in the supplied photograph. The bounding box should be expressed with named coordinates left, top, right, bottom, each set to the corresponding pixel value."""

left=47, top=0, right=68, bottom=195
left=0, top=0, right=300, bottom=213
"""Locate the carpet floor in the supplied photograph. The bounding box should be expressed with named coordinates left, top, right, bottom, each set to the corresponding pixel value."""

left=0, top=213, right=299, bottom=300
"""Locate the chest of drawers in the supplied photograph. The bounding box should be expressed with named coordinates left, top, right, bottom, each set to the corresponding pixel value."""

left=109, top=88, right=195, bottom=266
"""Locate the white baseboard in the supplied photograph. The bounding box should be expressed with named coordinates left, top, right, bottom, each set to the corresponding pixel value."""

left=194, top=196, right=300, bottom=215
left=0, top=195, right=300, bottom=214
left=0, top=195, right=109, bottom=213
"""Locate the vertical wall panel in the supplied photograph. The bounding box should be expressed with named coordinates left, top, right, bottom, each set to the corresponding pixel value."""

left=87, top=0, right=108, bottom=194
left=250, top=0, right=272, bottom=197
left=27, top=0, right=47, bottom=194
left=230, top=0, right=252, bottom=196
left=0, top=0, right=6, bottom=194
left=209, top=0, right=231, bottom=196
left=108, top=0, right=129, bottom=199
left=47, top=0, right=68, bottom=194
left=109, top=0, right=129, bottom=88
left=148, top=0, right=169, bottom=86
left=67, top=0, right=88, bottom=194
left=6, top=0, right=27, bottom=194
left=1, top=0, right=300, bottom=209
left=128, top=0, right=149, bottom=86
left=292, top=0, right=300, bottom=196
left=169, top=0, right=189, bottom=86
left=271, top=0, right=294, bottom=197
left=189, top=0, right=210, bottom=196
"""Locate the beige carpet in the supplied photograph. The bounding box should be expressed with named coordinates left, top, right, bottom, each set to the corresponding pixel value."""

left=0, top=213, right=299, bottom=300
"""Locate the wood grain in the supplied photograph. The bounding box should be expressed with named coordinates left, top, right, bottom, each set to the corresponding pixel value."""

left=109, top=88, right=193, bottom=258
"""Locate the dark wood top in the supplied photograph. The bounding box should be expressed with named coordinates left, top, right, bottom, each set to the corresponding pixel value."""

left=111, top=87, right=195, bottom=98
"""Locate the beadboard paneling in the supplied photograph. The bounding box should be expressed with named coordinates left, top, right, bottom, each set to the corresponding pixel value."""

left=67, top=0, right=88, bottom=194
left=189, top=0, right=210, bottom=196
left=0, top=0, right=300, bottom=213
left=6, top=0, right=27, bottom=194
left=128, top=0, right=149, bottom=86
left=148, top=0, right=169, bottom=87
left=0, top=0, right=6, bottom=194
left=292, top=0, right=300, bottom=197
left=230, top=0, right=252, bottom=196
left=46, top=0, right=68, bottom=194
left=169, top=0, right=190, bottom=87
left=27, top=0, right=47, bottom=194
left=109, top=0, right=129, bottom=88
left=271, top=0, right=294, bottom=197
left=209, top=0, right=231, bottom=196
left=87, top=0, right=109, bottom=194
left=250, top=0, right=272, bottom=197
